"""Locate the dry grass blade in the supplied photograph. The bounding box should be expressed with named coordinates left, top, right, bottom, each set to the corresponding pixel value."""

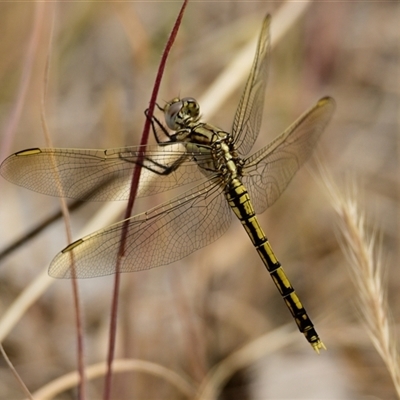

left=195, top=326, right=299, bottom=400
left=319, top=163, right=400, bottom=398
left=29, top=359, right=196, bottom=400
left=39, top=3, right=86, bottom=397
left=199, top=0, right=311, bottom=120
left=0, top=344, right=34, bottom=400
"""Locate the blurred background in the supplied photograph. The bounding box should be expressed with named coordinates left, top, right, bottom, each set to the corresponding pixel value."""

left=0, top=1, right=399, bottom=399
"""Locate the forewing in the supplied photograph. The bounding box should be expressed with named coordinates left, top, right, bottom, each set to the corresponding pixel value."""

left=232, top=15, right=270, bottom=156
left=243, top=97, right=336, bottom=214
left=0, top=144, right=207, bottom=201
left=49, top=177, right=232, bottom=278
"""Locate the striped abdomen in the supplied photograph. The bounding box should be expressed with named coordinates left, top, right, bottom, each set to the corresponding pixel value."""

left=225, top=178, right=324, bottom=352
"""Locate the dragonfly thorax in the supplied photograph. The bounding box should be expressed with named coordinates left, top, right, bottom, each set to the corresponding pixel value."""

left=163, top=97, right=243, bottom=179
left=212, top=140, right=243, bottom=183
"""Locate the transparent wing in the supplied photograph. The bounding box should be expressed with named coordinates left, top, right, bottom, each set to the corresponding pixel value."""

left=232, top=14, right=270, bottom=156
left=0, top=144, right=209, bottom=201
left=49, top=177, right=232, bottom=278
left=243, top=97, right=336, bottom=214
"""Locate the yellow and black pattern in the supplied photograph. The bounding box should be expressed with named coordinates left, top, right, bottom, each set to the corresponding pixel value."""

left=226, top=177, right=325, bottom=352
left=0, top=15, right=335, bottom=351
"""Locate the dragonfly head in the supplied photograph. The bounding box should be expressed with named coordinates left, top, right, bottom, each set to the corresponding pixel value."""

left=164, top=97, right=200, bottom=130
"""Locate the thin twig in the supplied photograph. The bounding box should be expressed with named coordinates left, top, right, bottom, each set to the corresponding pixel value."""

left=0, top=343, right=35, bottom=400
left=39, top=3, right=86, bottom=399
left=0, top=0, right=45, bottom=161
left=102, top=1, right=188, bottom=399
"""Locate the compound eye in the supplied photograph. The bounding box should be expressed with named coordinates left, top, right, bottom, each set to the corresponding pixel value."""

left=164, top=98, right=183, bottom=130
left=163, top=97, right=200, bottom=130
left=181, top=97, right=200, bottom=120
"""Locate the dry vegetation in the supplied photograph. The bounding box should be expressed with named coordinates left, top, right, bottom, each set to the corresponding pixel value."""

left=0, top=1, right=399, bottom=399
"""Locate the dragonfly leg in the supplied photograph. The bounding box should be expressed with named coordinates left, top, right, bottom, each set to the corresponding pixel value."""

left=145, top=108, right=173, bottom=143
left=119, top=151, right=188, bottom=176
left=143, top=154, right=188, bottom=176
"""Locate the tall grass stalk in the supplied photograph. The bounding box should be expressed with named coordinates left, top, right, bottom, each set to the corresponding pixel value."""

left=320, top=164, right=400, bottom=398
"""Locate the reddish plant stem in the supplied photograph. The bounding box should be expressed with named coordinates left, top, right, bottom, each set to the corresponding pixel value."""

left=102, top=2, right=189, bottom=399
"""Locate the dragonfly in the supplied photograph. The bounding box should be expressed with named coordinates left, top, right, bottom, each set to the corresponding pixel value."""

left=0, top=15, right=335, bottom=352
